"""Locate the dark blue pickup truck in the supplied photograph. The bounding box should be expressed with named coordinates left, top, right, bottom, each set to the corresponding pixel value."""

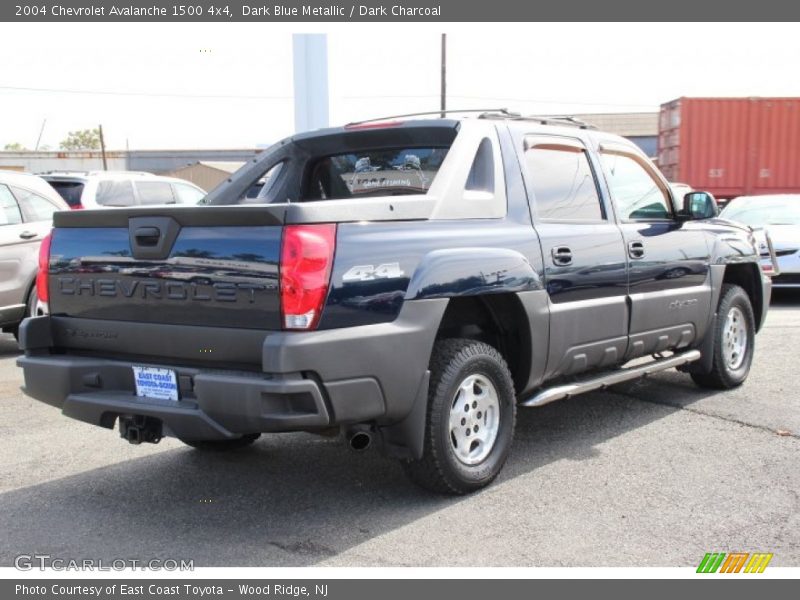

left=17, top=112, right=771, bottom=494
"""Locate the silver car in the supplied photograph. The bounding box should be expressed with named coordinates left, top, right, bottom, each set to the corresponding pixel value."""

left=41, top=171, right=206, bottom=208
left=0, top=171, right=69, bottom=337
left=719, top=194, right=800, bottom=288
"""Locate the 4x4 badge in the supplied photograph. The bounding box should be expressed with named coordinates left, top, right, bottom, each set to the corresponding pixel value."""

left=342, top=263, right=404, bottom=282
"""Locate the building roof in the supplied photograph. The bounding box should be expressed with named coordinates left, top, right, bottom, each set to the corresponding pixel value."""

left=190, top=161, right=247, bottom=173
left=572, top=112, right=659, bottom=137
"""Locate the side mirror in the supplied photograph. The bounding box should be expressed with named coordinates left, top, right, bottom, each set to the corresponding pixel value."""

left=679, top=191, right=718, bottom=220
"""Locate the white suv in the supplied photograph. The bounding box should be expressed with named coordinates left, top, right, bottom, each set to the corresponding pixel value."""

left=40, top=171, right=206, bottom=209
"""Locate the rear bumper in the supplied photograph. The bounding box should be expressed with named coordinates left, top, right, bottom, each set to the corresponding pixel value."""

left=16, top=299, right=447, bottom=453
left=17, top=354, right=342, bottom=440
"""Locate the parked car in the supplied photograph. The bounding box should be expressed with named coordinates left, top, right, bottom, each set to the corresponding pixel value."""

left=0, top=171, right=69, bottom=338
left=40, top=171, right=206, bottom=209
left=720, top=194, right=800, bottom=287
left=17, top=113, right=770, bottom=494
left=669, top=182, right=721, bottom=217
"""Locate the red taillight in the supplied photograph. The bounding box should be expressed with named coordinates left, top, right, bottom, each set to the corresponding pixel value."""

left=36, top=233, right=52, bottom=303
left=72, top=203, right=84, bottom=210
left=280, top=224, right=336, bottom=330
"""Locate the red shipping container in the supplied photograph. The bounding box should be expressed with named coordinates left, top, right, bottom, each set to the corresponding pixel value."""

left=658, top=97, right=800, bottom=199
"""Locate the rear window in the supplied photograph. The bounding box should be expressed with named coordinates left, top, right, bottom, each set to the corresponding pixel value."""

left=302, top=147, right=449, bottom=200
left=96, top=180, right=136, bottom=206
left=136, top=181, right=176, bottom=205
left=47, top=180, right=85, bottom=207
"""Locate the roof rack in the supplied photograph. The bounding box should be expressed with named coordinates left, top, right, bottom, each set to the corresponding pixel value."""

left=477, top=111, right=596, bottom=129
left=344, top=108, right=597, bottom=130
left=345, top=108, right=513, bottom=128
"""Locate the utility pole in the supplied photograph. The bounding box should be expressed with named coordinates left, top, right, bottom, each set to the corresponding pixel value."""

left=440, top=34, right=447, bottom=117
left=292, top=34, right=329, bottom=133
left=34, top=119, right=47, bottom=151
left=98, top=124, right=108, bottom=171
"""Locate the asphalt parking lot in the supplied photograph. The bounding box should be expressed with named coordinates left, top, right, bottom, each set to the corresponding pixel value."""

left=0, top=294, right=798, bottom=568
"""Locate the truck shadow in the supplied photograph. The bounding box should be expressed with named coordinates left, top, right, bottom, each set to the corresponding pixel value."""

left=0, top=373, right=721, bottom=568
left=0, top=334, right=21, bottom=357
left=770, top=288, right=800, bottom=306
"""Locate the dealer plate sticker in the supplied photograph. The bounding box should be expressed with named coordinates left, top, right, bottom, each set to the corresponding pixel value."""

left=132, top=367, right=179, bottom=401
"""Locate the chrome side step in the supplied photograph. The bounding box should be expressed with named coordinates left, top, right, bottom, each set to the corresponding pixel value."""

left=520, top=349, right=702, bottom=408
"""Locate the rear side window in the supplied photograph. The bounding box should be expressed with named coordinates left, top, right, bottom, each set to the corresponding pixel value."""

left=524, top=137, right=604, bottom=221
left=239, top=162, right=284, bottom=204
left=600, top=152, right=672, bottom=220
left=96, top=180, right=136, bottom=207
left=11, top=187, right=60, bottom=222
left=136, top=181, right=176, bottom=205
left=302, top=147, right=449, bottom=200
left=0, top=184, right=22, bottom=225
left=47, top=180, right=85, bottom=207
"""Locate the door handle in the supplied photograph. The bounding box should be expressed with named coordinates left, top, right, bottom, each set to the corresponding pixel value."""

left=551, top=246, right=573, bottom=266
left=19, top=231, right=38, bottom=240
left=134, top=226, right=161, bottom=247
left=628, top=240, right=645, bottom=259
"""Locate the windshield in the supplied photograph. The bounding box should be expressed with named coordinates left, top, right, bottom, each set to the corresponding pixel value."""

left=303, top=147, right=449, bottom=200
left=721, top=198, right=800, bottom=226
left=47, top=180, right=85, bottom=207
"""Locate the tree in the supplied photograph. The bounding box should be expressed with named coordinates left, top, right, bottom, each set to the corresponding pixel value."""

left=60, top=128, right=101, bottom=150
left=3, top=142, right=27, bottom=151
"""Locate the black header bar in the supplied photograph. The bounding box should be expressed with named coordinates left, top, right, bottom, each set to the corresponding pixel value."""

left=4, top=0, right=800, bottom=22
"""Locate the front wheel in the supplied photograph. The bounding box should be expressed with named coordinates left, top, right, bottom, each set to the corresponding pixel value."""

left=402, top=339, right=516, bottom=495
left=181, top=433, right=261, bottom=452
left=691, top=284, right=756, bottom=389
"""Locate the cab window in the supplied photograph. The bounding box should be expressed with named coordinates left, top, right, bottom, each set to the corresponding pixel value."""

left=600, top=151, right=672, bottom=220
left=524, top=137, right=605, bottom=221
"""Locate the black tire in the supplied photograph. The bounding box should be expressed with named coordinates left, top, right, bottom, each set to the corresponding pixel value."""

left=181, top=433, right=261, bottom=452
left=25, top=284, right=39, bottom=318
left=402, top=338, right=516, bottom=495
left=691, top=284, right=756, bottom=389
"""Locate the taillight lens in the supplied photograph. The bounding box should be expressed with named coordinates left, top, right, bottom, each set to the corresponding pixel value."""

left=36, top=233, right=52, bottom=303
left=72, top=203, right=84, bottom=210
left=280, top=224, right=336, bottom=330
left=344, top=120, right=404, bottom=130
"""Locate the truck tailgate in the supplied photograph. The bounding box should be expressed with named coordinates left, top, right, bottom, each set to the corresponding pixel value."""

left=47, top=206, right=284, bottom=330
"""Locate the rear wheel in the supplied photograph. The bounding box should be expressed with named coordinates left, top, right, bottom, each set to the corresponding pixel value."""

left=402, top=338, right=516, bottom=495
left=691, top=284, right=755, bottom=389
left=181, top=433, right=261, bottom=452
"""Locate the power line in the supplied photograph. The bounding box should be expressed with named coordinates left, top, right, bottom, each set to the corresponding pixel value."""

left=0, top=84, right=657, bottom=109
left=448, top=95, right=655, bottom=109
left=0, top=85, right=292, bottom=100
